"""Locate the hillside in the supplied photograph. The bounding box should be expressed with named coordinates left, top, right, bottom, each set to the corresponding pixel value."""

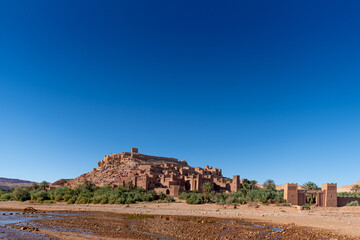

left=338, top=180, right=360, bottom=192
left=0, top=177, right=35, bottom=190
left=51, top=148, right=247, bottom=196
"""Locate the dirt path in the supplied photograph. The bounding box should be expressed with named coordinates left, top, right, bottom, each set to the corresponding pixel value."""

left=1, top=201, right=359, bottom=238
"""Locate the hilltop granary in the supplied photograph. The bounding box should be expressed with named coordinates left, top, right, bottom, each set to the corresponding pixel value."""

left=52, top=148, right=250, bottom=197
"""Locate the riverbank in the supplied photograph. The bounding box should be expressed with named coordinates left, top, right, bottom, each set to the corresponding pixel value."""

left=1, top=201, right=359, bottom=239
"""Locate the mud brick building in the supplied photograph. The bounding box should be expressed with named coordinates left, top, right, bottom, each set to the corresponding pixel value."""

left=284, top=183, right=359, bottom=207
left=52, top=148, right=249, bottom=197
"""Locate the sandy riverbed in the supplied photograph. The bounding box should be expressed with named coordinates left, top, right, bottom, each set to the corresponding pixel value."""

left=1, top=201, right=359, bottom=239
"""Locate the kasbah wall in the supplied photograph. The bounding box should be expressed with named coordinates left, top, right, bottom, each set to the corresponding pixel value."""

left=284, top=183, right=359, bottom=207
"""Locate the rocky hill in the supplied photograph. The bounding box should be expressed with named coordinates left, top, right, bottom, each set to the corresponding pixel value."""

left=338, top=180, right=360, bottom=192
left=51, top=148, right=246, bottom=196
left=0, top=177, right=35, bottom=190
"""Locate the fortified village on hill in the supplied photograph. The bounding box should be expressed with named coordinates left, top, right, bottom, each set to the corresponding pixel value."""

left=51, top=148, right=250, bottom=197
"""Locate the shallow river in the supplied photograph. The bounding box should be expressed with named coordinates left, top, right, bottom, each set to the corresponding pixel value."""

left=0, top=210, right=338, bottom=239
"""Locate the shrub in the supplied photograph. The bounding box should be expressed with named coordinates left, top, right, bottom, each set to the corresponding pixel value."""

left=76, top=193, right=92, bottom=204
left=30, top=190, right=49, bottom=203
left=12, top=187, right=30, bottom=201
left=179, top=192, right=190, bottom=200
left=225, top=196, right=235, bottom=205
left=346, top=201, right=359, bottom=206
left=186, top=193, right=204, bottom=204
left=0, top=193, right=12, bottom=201
left=214, top=193, right=227, bottom=204
left=92, top=195, right=108, bottom=204
left=159, top=192, right=167, bottom=200
left=302, top=204, right=310, bottom=209
left=50, top=187, right=72, bottom=201
left=67, top=197, right=76, bottom=204
left=165, top=195, right=175, bottom=202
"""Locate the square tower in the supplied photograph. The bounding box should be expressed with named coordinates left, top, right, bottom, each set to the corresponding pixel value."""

left=231, top=175, right=240, bottom=192
left=131, top=148, right=138, bottom=158
left=322, top=183, right=337, bottom=207
left=284, top=183, right=298, bottom=205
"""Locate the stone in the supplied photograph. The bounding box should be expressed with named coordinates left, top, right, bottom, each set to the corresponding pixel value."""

left=23, top=207, right=38, bottom=214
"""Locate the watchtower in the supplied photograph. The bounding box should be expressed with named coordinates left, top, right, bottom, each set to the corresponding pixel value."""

left=322, top=183, right=337, bottom=207
left=131, top=148, right=138, bottom=158
left=231, top=175, right=240, bottom=192
left=284, top=183, right=298, bottom=205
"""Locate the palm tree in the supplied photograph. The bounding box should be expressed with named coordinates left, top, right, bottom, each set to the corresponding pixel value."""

left=242, top=182, right=250, bottom=190
left=302, top=181, right=320, bottom=205
left=351, top=185, right=360, bottom=193
left=263, top=179, right=276, bottom=190
left=302, top=181, right=320, bottom=190
left=250, top=180, right=258, bottom=190
left=202, top=182, right=213, bottom=203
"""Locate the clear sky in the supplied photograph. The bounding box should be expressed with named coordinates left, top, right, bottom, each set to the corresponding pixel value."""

left=1, top=1, right=360, bottom=187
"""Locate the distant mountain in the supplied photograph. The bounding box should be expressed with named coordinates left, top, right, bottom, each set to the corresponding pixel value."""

left=0, top=177, right=35, bottom=190
left=338, top=180, right=360, bottom=193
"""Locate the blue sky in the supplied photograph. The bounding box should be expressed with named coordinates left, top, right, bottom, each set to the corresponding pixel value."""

left=1, top=1, right=360, bottom=186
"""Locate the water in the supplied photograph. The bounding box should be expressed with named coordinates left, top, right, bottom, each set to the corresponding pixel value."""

left=0, top=211, right=50, bottom=240
left=0, top=211, right=286, bottom=239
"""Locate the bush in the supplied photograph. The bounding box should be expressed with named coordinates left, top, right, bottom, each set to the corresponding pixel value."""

left=92, top=195, right=108, bottom=204
left=338, top=192, right=360, bottom=198
left=165, top=195, right=175, bottom=202
left=49, top=187, right=72, bottom=201
left=67, top=197, right=76, bottom=204
left=346, top=201, right=359, bottom=206
left=0, top=192, right=12, bottom=201
left=225, top=196, right=235, bottom=205
left=76, top=193, right=92, bottom=204
left=186, top=193, right=204, bottom=204
left=12, top=187, right=30, bottom=201
left=302, top=204, right=310, bottom=209
left=30, top=190, right=50, bottom=203
left=159, top=192, right=167, bottom=200
left=179, top=192, right=190, bottom=200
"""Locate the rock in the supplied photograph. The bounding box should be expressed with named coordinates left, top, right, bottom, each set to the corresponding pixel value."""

left=23, top=207, right=38, bottom=214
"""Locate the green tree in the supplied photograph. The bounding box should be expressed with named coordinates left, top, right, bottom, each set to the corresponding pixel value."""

left=242, top=182, right=250, bottom=190
left=83, top=180, right=95, bottom=192
left=351, top=185, right=360, bottom=193
left=13, top=187, right=30, bottom=201
left=302, top=181, right=320, bottom=190
left=263, top=179, right=276, bottom=190
left=39, top=181, right=49, bottom=191
left=250, top=180, right=258, bottom=190
left=302, top=181, right=320, bottom=205
left=202, top=182, right=213, bottom=203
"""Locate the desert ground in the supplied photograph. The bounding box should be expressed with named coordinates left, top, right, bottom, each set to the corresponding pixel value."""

left=1, top=201, right=360, bottom=239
